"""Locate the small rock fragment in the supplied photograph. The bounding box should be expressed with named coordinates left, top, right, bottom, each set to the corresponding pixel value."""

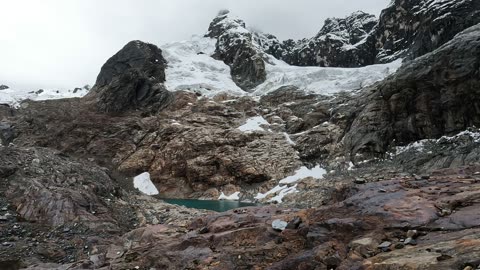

left=378, top=241, right=392, bottom=251
left=199, top=227, right=209, bottom=234
left=436, top=254, right=453, bottom=261
left=406, top=230, right=418, bottom=238
left=286, top=216, right=302, bottom=229
left=354, top=178, right=366, bottom=184
left=272, top=219, right=288, bottom=231
left=404, top=237, right=417, bottom=245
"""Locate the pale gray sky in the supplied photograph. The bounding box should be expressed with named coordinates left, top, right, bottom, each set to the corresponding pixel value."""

left=0, top=0, right=389, bottom=90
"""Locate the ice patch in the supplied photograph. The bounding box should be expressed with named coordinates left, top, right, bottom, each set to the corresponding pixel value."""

left=268, top=184, right=299, bottom=204
left=253, top=59, right=402, bottom=96
left=283, top=132, right=296, bottom=145
left=256, top=165, right=327, bottom=203
left=279, top=165, right=327, bottom=184
left=133, top=172, right=159, bottom=196
left=218, top=191, right=240, bottom=201
left=238, top=116, right=270, bottom=133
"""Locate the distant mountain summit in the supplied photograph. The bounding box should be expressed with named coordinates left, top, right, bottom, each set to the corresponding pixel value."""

left=203, top=0, right=480, bottom=87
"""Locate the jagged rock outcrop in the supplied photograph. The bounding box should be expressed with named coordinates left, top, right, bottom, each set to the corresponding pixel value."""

left=374, top=0, right=480, bottom=63
left=276, top=11, right=377, bottom=67
left=203, top=0, right=480, bottom=79
left=206, top=11, right=267, bottom=91
left=0, top=85, right=9, bottom=90
left=344, top=23, right=480, bottom=159
left=85, top=40, right=173, bottom=113
left=254, top=0, right=480, bottom=68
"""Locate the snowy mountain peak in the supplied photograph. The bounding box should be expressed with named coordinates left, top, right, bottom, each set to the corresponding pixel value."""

left=205, top=10, right=250, bottom=39
left=317, top=11, right=377, bottom=44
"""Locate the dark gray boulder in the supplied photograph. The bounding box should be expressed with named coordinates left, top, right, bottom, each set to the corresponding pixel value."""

left=95, top=40, right=166, bottom=87
left=0, top=122, right=15, bottom=146
left=0, top=85, right=9, bottom=90
left=86, top=40, right=173, bottom=113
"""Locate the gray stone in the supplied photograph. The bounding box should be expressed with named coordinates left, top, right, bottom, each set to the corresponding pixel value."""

left=406, top=230, right=418, bottom=239
left=378, top=241, right=392, bottom=250
left=286, top=216, right=302, bottom=230
left=404, top=237, right=417, bottom=246
left=354, top=178, right=367, bottom=184
left=272, top=219, right=288, bottom=231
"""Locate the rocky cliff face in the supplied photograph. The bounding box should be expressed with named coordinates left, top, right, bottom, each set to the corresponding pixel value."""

left=374, top=0, right=480, bottom=63
left=275, top=11, right=377, bottom=67
left=345, top=23, right=480, bottom=159
left=206, top=11, right=267, bottom=91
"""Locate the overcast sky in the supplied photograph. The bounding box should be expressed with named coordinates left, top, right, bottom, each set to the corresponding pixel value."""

left=0, top=0, right=389, bottom=90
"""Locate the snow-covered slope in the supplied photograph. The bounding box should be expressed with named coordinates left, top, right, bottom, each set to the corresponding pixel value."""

left=253, top=57, right=401, bottom=96
left=0, top=87, right=89, bottom=107
left=161, top=35, right=245, bottom=97
left=161, top=35, right=402, bottom=98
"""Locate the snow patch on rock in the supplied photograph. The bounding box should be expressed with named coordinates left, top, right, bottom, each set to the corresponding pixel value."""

left=256, top=165, right=327, bottom=203
left=218, top=191, right=240, bottom=201
left=279, top=165, right=327, bottom=184
left=133, top=172, right=159, bottom=196
left=393, top=129, right=480, bottom=156
left=238, top=116, right=270, bottom=133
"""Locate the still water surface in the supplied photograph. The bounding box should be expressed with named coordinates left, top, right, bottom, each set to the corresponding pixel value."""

left=160, top=198, right=258, bottom=212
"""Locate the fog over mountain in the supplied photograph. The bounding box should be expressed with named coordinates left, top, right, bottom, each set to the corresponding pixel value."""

left=0, top=0, right=388, bottom=90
